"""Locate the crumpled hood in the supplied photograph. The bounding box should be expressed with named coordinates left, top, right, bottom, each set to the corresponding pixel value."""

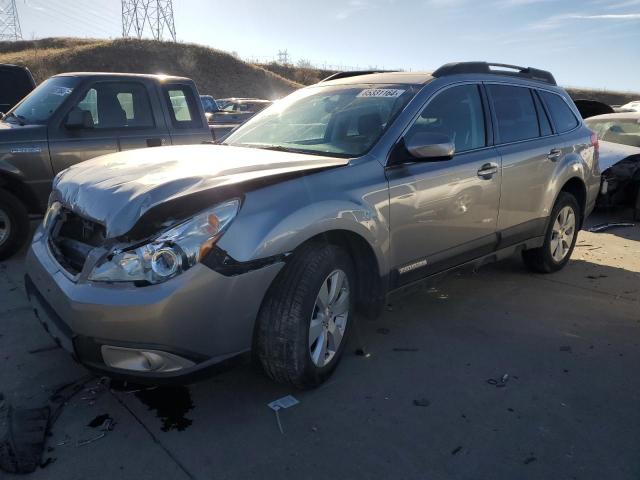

left=598, top=140, right=640, bottom=171
left=52, top=144, right=348, bottom=238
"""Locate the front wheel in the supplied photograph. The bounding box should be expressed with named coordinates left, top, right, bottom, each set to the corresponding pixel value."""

left=522, top=192, right=580, bottom=273
left=255, top=243, right=355, bottom=388
left=0, top=189, right=30, bottom=261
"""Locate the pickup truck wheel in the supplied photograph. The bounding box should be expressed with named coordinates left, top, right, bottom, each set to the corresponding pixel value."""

left=522, top=192, right=580, bottom=273
left=256, top=243, right=355, bottom=388
left=0, top=190, right=30, bottom=261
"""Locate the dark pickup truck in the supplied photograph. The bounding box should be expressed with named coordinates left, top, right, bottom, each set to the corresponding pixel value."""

left=0, top=72, right=213, bottom=259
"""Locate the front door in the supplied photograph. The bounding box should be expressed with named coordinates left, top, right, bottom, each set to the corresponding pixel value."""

left=386, top=83, right=501, bottom=283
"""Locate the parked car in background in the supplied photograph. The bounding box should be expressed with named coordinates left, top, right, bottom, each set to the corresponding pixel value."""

left=26, top=62, right=599, bottom=387
left=619, top=100, right=640, bottom=112
left=208, top=98, right=273, bottom=141
left=574, top=99, right=614, bottom=119
left=586, top=112, right=640, bottom=219
left=0, top=64, right=36, bottom=113
left=200, top=94, right=220, bottom=115
left=0, top=72, right=213, bottom=259
left=212, top=98, right=272, bottom=125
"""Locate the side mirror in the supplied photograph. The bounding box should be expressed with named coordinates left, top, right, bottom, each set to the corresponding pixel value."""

left=405, top=132, right=455, bottom=160
left=65, top=108, right=94, bottom=130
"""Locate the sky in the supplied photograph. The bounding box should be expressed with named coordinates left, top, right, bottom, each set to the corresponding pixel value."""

left=15, top=0, right=640, bottom=92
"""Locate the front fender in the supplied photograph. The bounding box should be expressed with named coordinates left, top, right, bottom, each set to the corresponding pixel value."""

left=217, top=160, right=391, bottom=277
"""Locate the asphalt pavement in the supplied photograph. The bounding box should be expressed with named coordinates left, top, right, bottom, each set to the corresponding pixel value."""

left=1, top=209, right=639, bottom=480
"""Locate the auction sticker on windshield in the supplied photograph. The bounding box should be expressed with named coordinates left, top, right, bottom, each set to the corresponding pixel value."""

left=357, top=88, right=405, bottom=98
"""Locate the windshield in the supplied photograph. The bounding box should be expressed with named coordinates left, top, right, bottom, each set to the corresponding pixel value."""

left=224, top=84, right=418, bottom=157
left=586, top=117, right=640, bottom=148
left=7, top=76, right=80, bottom=125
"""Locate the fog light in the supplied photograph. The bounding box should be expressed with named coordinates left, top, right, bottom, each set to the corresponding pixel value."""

left=101, top=346, right=195, bottom=373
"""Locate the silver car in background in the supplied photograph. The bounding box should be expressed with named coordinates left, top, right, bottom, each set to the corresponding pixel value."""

left=25, top=62, right=600, bottom=387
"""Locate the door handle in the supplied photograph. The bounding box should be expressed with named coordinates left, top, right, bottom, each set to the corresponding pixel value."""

left=547, top=148, right=561, bottom=161
left=146, top=138, right=163, bottom=147
left=477, top=162, right=498, bottom=179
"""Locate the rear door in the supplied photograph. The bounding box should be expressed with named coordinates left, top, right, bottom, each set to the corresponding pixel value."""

left=386, top=83, right=502, bottom=283
left=486, top=83, right=558, bottom=245
left=161, top=83, right=212, bottom=145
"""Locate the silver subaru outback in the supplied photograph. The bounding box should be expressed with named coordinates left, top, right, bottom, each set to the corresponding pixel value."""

left=25, top=62, right=600, bottom=387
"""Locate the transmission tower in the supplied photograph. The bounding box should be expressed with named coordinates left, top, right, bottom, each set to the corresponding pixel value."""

left=277, top=49, right=290, bottom=65
left=0, top=0, right=22, bottom=41
left=121, top=0, right=176, bottom=42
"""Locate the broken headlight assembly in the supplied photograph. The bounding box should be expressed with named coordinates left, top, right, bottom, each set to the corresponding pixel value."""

left=89, top=199, right=240, bottom=284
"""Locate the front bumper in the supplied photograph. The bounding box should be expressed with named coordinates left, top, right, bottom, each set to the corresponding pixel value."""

left=25, top=232, right=284, bottom=383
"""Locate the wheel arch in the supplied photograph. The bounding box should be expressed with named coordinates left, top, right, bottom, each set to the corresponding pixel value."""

left=0, top=170, right=41, bottom=214
left=558, top=177, right=587, bottom=228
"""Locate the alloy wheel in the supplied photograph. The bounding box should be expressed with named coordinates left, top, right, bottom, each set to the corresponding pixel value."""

left=550, top=205, right=576, bottom=262
left=0, top=208, right=10, bottom=247
left=308, top=269, right=350, bottom=367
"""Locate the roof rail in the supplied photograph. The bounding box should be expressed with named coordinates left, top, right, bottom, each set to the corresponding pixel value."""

left=320, top=70, right=397, bottom=82
left=432, top=62, right=557, bottom=86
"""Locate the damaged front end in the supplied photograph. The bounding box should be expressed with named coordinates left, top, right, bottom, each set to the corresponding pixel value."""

left=43, top=197, right=242, bottom=285
left=598, top=153, right=640, bottom=219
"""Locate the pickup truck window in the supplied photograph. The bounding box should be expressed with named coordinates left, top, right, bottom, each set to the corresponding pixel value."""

left=224, top=84, right=418, bottom=157
left=10, top=76, right=80, bottom=125
left=74, top=82, right=154, bottom=129
left=164, top=85, right=202, bottom=129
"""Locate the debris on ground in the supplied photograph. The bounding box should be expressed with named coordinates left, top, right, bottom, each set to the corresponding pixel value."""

left=413, top=398, right=430, bottom=407
left=587, top=222, right=635, bottom=233
left=267, top=395, right=299, bottom=434
left=523, top=456, right=537, bottom=465
left=393, top=347, right=419, bottom=352
left=87, top=414, right=116, bottom=432
left=354, top=348, right=371, bottom=358
left=0, top=393, right=51, bottom=474
left=376, top=327, right=390, bottom=335
left=559, top=345, right=572, bottom=353
left=451, top=446, right=462, bottom=455
left=76, top=433, right=106, bottom=447
left=486, top=373, right=509, bottom=388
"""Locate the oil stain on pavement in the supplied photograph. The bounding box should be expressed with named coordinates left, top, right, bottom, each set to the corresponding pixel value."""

left=134, top=386, right=194, bottom=432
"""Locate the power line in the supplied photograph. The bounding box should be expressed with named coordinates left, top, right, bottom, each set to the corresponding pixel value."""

left=0, top=0, right=22, bottom=41
left=121, top=0, right=176, bottom=41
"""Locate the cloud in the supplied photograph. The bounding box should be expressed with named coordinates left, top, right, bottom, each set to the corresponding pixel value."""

left=530, top=11, right=640, bottom=29
left=336, top=0, right=376, bottom=20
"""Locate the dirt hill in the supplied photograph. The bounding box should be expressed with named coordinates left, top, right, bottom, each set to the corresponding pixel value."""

left=1, top=37, right=637, bottom=105
left=0, top=37, right=301, bottom=99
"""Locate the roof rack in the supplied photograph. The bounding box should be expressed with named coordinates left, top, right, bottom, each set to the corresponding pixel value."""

left=320, top=70, right=397, bottom=82
left=432, top=62, right=557, bottom=86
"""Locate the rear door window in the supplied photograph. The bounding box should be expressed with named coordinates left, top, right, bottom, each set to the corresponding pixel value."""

left=164, top=85, right=202, bottom=128
left=487, top=84, right=540, bottom=143
left=540, top=91, right=579, bottom=133
left=74, top=82, right=154, bottom=129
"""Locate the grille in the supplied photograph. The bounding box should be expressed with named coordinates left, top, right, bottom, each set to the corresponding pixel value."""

left=48, top=209, right=106, bottom=275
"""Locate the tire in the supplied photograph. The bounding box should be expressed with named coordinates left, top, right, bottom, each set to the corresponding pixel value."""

left=255, top=242, right=355, bottom=388
left=0, top=189, right=30, bottom=261
left=522, top=192, right=580, bottom=273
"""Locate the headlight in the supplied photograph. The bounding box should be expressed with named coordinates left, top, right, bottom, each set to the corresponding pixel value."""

left=89, top=199, right=240, bottom=284
left=42, top=201, right=62, bottom=231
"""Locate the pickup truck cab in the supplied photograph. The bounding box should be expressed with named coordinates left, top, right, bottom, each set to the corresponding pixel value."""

left=0, top=72, right=212, bottom=259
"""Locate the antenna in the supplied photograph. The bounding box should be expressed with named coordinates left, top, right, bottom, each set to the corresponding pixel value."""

left=121, top=0, right=176, bottom=42
left=0, top=0, right=22, bottom=41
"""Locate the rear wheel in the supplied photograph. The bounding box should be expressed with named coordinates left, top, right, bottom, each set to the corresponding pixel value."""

left=522, top=192, right=580, bottom=273
left=256, top=242, right=355, bottom=388
left=0, top=189, right=30, bottom=261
